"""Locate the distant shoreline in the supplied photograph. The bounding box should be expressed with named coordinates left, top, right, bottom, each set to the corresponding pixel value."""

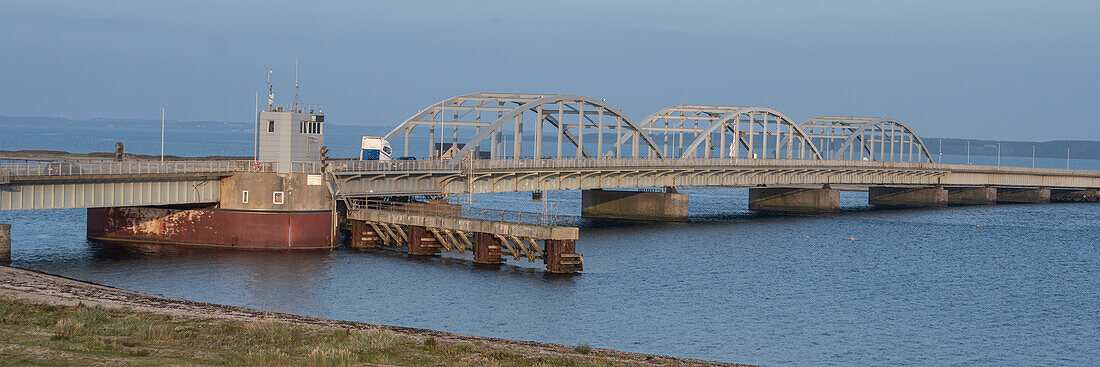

left=6, top=114, right=1100, bottom=160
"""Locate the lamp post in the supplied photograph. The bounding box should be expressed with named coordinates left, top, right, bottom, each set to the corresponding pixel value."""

left=997, top=143, right=1001, bottom=166
left=966, top=141, right=970, bottom=164
left=160, top=107, right=165, bottom=163
left=253, top=90, right=259, bottom=161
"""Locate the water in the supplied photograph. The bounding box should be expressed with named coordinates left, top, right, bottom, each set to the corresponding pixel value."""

left=2, top=120, right=1100, bottom=366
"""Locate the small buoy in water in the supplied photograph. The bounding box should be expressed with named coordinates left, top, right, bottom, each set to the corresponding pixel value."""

left=976, top=224, right=981, bottom=227
left=850, top=237, right=855, bottom=241
left=806, top=236, right=810, bottom=239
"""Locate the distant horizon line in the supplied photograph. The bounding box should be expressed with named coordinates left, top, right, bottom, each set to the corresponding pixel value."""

left=0, top=114, right=395, bottom=128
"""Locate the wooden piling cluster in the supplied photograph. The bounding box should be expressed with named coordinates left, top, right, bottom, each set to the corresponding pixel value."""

left=346, top=219, right=582, bottom=273
left=0, top=223, right=10, bottom=262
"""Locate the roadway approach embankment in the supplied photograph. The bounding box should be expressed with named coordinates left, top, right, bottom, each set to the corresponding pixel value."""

left=0, top=265, right=749, bottom=367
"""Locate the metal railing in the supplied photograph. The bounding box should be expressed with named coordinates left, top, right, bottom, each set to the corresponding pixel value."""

left=346, top=198, right=579, bottom=227
left=329, top=157, right=1100, bottom=177
left=330, top=159, right=454, bottom=172
left=0, top=160, right=276, bottom=177
left=268, top=103, right=324, bottom=114
left=291, top=161, right=324, bottom=173
left=8, top=156, right=1099, bottom=180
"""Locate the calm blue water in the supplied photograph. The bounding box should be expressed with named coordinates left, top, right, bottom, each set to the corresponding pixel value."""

left=1, top=121, right=1099, bottom=366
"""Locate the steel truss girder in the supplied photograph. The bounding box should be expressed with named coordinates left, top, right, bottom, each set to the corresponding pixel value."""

left=800, top=116, right=935, bottom=163
left=624, top=105, right=822, bottom=160
left=384, top=93, right=666, bottom=166
left=0, top=179, right=219, bottom=210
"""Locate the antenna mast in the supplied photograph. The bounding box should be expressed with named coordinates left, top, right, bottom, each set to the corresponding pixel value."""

left=293, top=58, right=301, bottom=112
left=266, top=70, right=274, bottom=111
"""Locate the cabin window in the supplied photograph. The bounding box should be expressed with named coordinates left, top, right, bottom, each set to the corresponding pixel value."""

left=300, top=121, right=306, bottom=134
left=242, top=190, right=249, bottom=203
left=267, top=120, right=275, bottom=133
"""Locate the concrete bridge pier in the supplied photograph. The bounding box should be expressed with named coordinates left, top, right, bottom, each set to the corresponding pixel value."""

left=472, top=232, right=503, bottom=265
left=581, top=189, right=688, bottom=221
left=348, top=220, right=380, bottom=249
left=0, top=223, right=10, bottom=262
left=545, top=239, right=582, bottom=273
left=997, top=188, right=1051, bottom=204
left=406, top=226, right=441, bottom=256
left=868, top=187, right=948, bottom=208
left=748, top=187, right=839, bottom=213
left=947, top=187, right=997, bottom=206
left=1051, top=189, right=1100, bottom=203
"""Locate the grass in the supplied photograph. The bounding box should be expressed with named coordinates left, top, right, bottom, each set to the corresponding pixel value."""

left=0, top=299, right=658, bottom=366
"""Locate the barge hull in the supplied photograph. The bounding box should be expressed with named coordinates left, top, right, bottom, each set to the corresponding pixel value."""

left=87, top=207, right=333, bottom=249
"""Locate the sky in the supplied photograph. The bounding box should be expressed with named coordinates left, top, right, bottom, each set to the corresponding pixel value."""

left=1, top=0, right=1098, bottom=141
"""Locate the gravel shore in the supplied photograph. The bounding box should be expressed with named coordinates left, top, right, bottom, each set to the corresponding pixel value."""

left=0, top=265, right=748, bottom=366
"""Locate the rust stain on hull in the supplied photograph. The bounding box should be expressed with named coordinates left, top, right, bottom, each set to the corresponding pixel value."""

left=88, top=207, right=333, bottom=249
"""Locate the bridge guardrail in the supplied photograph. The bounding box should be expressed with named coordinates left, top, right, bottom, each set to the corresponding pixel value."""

left=327, top=157, right=1100, bottom=177
left=346, top=198, right=579, bottom=227
left=0, top=160, right=276, bottom=177
left=7, top=157, right=1100, bottom=179
left=330, top=159, right=453, bottom=172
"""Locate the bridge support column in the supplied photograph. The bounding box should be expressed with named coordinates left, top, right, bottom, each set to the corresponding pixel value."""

left=997, top=188, right=1050, bottom=204
left=0, top=223, right=10, bottom=263
left=947, top=187, right=997, bottom=206
left=581, top=189, right=688, bottom=221
left=748, top=187, right=839, bottom=213
left=406, top=226, right=441, bottom=256
left=348, top=220, right=380, bottom=249
left=544, top=239, right=583, bottom=274
left=1051, top=189, right=1100, bottom=203
left=868, top=187, right=947, bottom=208
left=472, top=232, right=503, bottom=265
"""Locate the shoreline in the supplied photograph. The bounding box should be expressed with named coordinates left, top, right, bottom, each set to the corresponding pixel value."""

left=0, top=265, right=749, bottom=366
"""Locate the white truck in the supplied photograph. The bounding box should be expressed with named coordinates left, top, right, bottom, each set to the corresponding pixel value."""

left=360, top=136, right=392, bottom=161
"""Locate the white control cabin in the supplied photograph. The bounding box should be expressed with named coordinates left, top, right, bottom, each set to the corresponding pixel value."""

left=257, top=104, right=325, bottom=173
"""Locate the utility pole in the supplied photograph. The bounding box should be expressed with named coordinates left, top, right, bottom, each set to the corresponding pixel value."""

left=1067, top=148, right=1071, bottom=169
left=1032, top=145, right=1035, bottom=167
left=938, top=138, right=942, bottom=163
left=966, top=141, right=970, bottom=164
left=997, top=143, right=1001, bottom=166
left=160, top=107, right=165, bottom=163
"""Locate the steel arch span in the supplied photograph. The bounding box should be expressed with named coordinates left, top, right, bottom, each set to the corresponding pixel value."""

left=620, top=105, right=822, bottom=159
left=384, top=93, right=665, bottom=167
left=799, top=117, right=934, bottom=163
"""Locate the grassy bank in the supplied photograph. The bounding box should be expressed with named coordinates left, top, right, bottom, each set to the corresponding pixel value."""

left=0, top=299, right=646, bottom=366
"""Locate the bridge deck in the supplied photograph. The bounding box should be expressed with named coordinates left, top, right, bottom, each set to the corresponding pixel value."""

left=6, top=157, right=1100, bottom=210
left=332, top=158, right=1100, bottom=197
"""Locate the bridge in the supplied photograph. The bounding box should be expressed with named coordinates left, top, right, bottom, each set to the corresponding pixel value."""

left=334, top=92, right=1100, bottom=213
left=3, top=92, right=1100, bottom=271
